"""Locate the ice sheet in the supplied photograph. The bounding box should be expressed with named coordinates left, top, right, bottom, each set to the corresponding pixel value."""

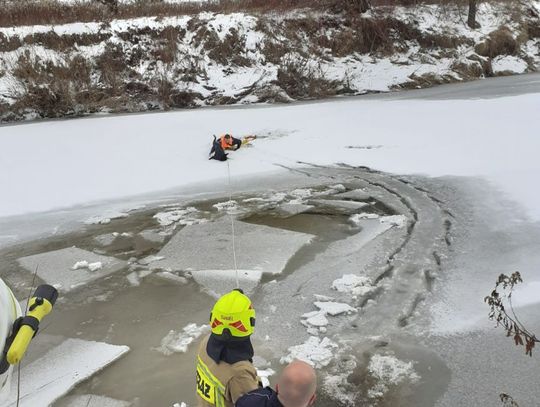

left=4, top=339, right=129, bottom=407
left=150, top=219, right=314, bottom=276
left=17, top=247, right=127, bottom=292
left=61, top=394, right=131, bottom=407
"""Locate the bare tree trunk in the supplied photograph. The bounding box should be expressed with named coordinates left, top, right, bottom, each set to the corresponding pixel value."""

left=467, top=0, right=477, bottom=29
left=330, top=0, right=371, bottom=14
left=97, top=0, right=119, bottom=15
left=356, top=0, right=371, bottom=13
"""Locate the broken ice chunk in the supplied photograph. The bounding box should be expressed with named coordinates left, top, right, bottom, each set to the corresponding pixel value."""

left=281, top=336, right=338, bottom=368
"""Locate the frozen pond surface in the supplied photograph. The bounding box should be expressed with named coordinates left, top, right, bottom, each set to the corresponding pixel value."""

left=1, top=166, right=539, bottom=406
left=1, top=74, right=539, bottom=406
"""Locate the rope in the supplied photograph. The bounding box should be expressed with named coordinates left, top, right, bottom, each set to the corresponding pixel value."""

left=226, top=160, right=240, bottom=289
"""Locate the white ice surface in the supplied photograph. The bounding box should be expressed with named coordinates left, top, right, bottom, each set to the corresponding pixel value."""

left=1, top=94, right=539, bottom=224
left=4, top=339, right=129, bottom=407
left=0, top=75, right=539, bottom=346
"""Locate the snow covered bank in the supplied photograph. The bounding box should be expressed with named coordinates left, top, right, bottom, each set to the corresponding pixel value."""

left=0, top=1, right=538, bottom=122
left=1, top=88, right=539, bottom=222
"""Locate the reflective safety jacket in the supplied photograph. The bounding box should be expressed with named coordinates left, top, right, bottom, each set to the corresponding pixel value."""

left=196, top=335, right=259, bottom=407
left=220, top=136, right=234, bottom=150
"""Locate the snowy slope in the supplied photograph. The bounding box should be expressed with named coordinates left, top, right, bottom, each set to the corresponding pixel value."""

left=0, top=2, right=538, bottom=122
left=1, top=85, right=539, bottom=222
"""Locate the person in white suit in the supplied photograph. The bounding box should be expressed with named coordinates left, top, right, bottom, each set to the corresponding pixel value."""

left=0, top=277, right=22, bottom=402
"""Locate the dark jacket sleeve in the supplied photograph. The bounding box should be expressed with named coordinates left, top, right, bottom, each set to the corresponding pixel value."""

left=226, top=366, right=260, bottom=403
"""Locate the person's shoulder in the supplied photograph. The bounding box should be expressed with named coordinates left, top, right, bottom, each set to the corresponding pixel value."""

left=235, top=387, right=277, bottom=406
left=231, top=360, right=257, bottom=373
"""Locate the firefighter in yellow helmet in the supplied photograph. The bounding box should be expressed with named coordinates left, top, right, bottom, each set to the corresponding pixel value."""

left=196, top=289, right=260, bottom=407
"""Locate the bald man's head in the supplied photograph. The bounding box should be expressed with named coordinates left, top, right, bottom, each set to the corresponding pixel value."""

left=277, top=360, right=317, bottom=407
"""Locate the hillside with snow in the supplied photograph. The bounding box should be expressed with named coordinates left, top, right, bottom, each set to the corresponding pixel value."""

left=0, top=0, right=539, bottom=122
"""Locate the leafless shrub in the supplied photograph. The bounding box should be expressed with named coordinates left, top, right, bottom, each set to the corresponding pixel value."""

left=450, top=60, right=484, bottom=79
left=0, top=0, right=526, bottom=28
left=327, top=0, right=372, bottom=14
left=176, top=55, right=206, bottom=83
left=275, top=56, right=339, bottom=99
left=467, top=54, right=493, bottom=76
left=96, top=43, right=129, bottom=93
left=22, top=31, right=112, bottom=51
left=170, top=90, right=202, bottom=108
left=151, top=27, right=186, bottom=64
left=475, top=27, right=519, bottom=58
left=527, top=17, right=540, bottom=39
left=418, top=34, right=472, bottom=49
left=0, top=33, right=23, bottom=52
left=152, top=44, right=177, bottom=65
left=153, top=74, right=174, bottom=109
left=326, top=18, right=400, bottom=56
left=208, top=28, right=251, bottom=66
left=0, top=1, right=109, bottom=27
left=261, top=39, right=290, bottom=64
left=485, top=272, right=539, bottom=356
left=10, top=52, right=98, bottom=118
left=96, top=0, right=119, bottom=15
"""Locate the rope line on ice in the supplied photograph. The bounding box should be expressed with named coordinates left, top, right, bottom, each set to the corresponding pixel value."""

left=226, top=160, right=240, bottom=289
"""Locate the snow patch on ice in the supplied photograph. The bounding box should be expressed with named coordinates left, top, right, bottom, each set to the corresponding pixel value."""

left=84, top=211, right=129, bottom=225
left=302, top=311, right=329, bottom=328
left=154, top=207, right=203, bottom=227
left=314, top=301, right=357, bottom=316
left=155, top=323, right=210, bottom=355
left=290, top=189, right=313, bottom=199
left=281, top=336, right=338, bottom=368
left=71, top=261, right=103, bottom=272
left=302, top=301, right=356, bottom=328
left=332, top=274, right=375, bottom=297
left=267, top=193, right=288, bottom=203
left=379, top=215, right=408, bottom=228
left=367, top=353, right=420, bottom=399
left=350, top=213, right=380, bottom=225
left=126, top=271, right=141, bottom=286
left=213, top=200, right=239, bottom=212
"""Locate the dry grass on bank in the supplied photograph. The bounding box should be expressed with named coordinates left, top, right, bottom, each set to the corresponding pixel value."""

left=0, top=0, right=478, bottom=28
